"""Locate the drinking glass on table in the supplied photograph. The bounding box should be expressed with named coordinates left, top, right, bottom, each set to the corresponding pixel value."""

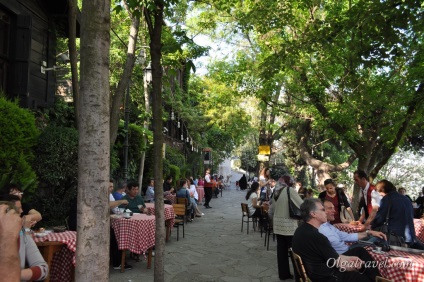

left=137, top=205, right=145, bottom=213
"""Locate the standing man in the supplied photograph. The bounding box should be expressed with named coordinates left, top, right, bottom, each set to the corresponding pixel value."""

left=353, top=170, right=382, bottom=231
left=204, top=168, right=213, bottom=208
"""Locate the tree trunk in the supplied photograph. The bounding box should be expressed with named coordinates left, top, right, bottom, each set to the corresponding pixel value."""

left=76, top=0, right=111, bottom=280
left=109, top=13, right=140, bottom=145
left=145, top=2, right=166, bottom=280
left=68, top=0, right=79, bottom=128
left=297, top=120, right=356, bottom=190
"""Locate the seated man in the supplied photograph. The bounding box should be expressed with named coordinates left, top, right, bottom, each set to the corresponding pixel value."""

left=123, top=182, right=145, bottom=213
left=112, top=180, right=126, bottom=200
left=109, top=180, right=128, bottom=213
left=319, top=200, right=386, bottom=254
left=0, top=201, right=23, bottom=281
left=292, top=198, right=381, bottom=282
left=0, top=194, right=48, bottom=281
left=145, top=179, right=155, bottom=203
left=108, top=180, right=132, bottom=270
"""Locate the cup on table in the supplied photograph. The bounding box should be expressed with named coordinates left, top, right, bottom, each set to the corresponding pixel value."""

left=118, top=208, right=125, bottom=215
left=376, top=246, right=382, bottom=252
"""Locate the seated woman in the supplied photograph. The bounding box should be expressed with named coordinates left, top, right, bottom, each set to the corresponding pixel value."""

left=188, top=178, right=203, bottom=217
left=245, top=182, right=262, bottom=218
left=176, top=179, right=195, bottom=220
left=0, top=195, right=48, bottom=281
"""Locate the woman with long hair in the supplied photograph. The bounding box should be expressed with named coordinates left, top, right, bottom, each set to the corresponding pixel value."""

left=245, top=182, right=262, bottom=217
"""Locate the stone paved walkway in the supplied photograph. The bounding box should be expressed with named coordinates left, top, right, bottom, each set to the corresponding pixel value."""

left=109, top=186, right=295, bottom=282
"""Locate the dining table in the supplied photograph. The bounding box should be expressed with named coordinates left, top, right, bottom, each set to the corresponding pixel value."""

left=334, top=219, right=424, bottom=242
left=196, top=186, right=205, bottom=203
left=414, top=219, right=424, bottom=242
left=33, top=230, right=76, bottom=282
left=164, top=193, right=177, bottom=204
left=145, top=203, right=175, bottom=241
left=367, top=247, right=424, bottom=281
left=111, top=213, right=156, bottom=272
left=333, top=222, right=363, bottom=233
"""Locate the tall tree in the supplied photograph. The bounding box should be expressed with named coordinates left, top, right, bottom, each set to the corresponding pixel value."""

left=76, top=0, right=111, bottom=280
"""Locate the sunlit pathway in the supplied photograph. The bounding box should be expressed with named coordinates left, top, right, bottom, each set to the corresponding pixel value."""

left=109, top=185, right=295, bottom=281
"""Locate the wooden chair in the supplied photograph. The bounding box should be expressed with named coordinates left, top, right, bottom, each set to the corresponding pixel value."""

left=177, top=197, right=192, bottom=222
left=241, top=203, right=257, bottom=234
left=260, top=205, right=274, bottom=250
left=375, top=276, right=393, bottom=282
left=172, top=204, right=186, bottom=241
left=289, top=248, right=311, bottom=282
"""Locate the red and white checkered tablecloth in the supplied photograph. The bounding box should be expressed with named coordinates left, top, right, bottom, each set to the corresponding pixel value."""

left=368, top=249, right=424, bottom=281
left=33, top=231, right=76, bottom=282
left=145, top=203, right=175, bottom=229
left=165, top=193, right=177, bottom=204
left=414, top=219, right=424, bottom=242
left=196, top=186, right=204, bottom=203
left=333, top=223, right=363, bottom=233
left=111, top=213, right=156, bottom=254
left=335, top=220, right=424, bottom=242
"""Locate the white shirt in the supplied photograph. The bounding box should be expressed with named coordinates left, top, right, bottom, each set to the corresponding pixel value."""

left=205, top=173, right=211, bottom=183
left=362, top=182, right=382, bottom=207
left=109, top=193, right=119, bottom=214
left=189, top=184, right=198, bottom=200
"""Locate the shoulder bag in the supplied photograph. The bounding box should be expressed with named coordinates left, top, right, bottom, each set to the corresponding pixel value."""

left=287, top=186, right=302, bottom=220
left=374, top=194, right=405, bottom=246
left=338, top=189, right=354, bottom=223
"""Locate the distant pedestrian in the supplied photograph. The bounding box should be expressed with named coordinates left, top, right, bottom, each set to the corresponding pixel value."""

left=204, top=168, right=213, bottom=208
left=239, top=174, right=247, bottom=190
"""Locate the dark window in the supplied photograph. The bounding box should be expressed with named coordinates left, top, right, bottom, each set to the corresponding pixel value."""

left=0, top=9, right=10, bottom=92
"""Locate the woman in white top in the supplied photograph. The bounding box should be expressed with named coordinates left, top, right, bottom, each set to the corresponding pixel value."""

left=189, top=178, right=204, bottom=217
left=245, top=182, right=262, bottom=217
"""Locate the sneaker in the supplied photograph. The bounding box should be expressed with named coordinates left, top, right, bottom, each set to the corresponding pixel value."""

left=113, top=264, right=133, bottom=270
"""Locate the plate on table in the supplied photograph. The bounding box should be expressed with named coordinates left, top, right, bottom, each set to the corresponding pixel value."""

left=35, top=232, right=48, bottom=237
left=372, top=250, right=387, bottom=255
left=53, top=226, right=66, bottom=233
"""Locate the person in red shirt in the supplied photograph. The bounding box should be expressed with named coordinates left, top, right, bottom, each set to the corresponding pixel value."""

left=318, top=179, right=354, bottom=224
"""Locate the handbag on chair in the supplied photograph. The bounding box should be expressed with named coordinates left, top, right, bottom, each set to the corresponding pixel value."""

left=337, top=189, right=354, bottom=223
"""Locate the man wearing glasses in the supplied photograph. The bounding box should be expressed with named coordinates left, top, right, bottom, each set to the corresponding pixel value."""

left=292, top=199, right=380, bottom=282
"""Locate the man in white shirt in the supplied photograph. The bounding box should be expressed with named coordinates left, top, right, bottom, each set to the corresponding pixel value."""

left=353, top=170, right=382, bottom=231
left=204, top=169, right=213, bottom=208
left=319, top=200, right=386, bottom=254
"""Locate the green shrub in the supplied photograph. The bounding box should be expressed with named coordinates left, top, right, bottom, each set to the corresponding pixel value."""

left=0, top=95, right=39, bottom=192
left=168, top=164, right=181, bottom=184
left=33, top=125, right=78, bottom=226
left=112, top=121, right=148, bottom=180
